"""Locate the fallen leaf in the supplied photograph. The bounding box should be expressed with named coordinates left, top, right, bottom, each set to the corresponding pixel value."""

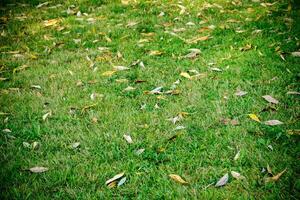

left=29, top=166, right=48, bottom=173
left=105, top=172, right=125, bottom=185
left=147, top=86, right=163, bottom=94
left=113, top=66, right=129, bottom=71
left=123, top=134, right=133, bottom=144
left=117, top=177, right=127, bottom=187
left=234, top=150, right=240, bottom=161
left=231, top=171, right=245, bottom=180
left=183, top=48, right=201, bottom=59
left=101, top=71, right=116, bottom=77
left=287, top=91, right=300, bottom=95
left=42, top=112, right=51, bottom=121
left=123, top=86, right=135, bottom=92
left=180, top=72, right=192, bottom=80
left=210, top=67, right=222, bottom=72
left=174, top=125, right=185, bottom=131
left=291, top=51, right=300, bottom=57
left=23, top=142, right=30, bottom=148
left=2, top=128, right=11, bottom=133
left=262, top=95, right=279, bottom=104
left=31, top=85, right=42, bottom=89
left=265, top=168, right=287, bottom=183
left=149, top=50, right=163, bottom=56
left=248, top=114, right=260, bottom=122
left=187, top=35, right=210, bottom=44
left=215, top=173, right=229, bottom=187
left=240, top=44, right=252, bottom=51
left=264, top=120, right=283, bottom=126
left=72, top=142, right=80, bottom=149
left=135, top=148, right=145, bottom=155
left=44, top=19, right=60, bottom=27
left=169, top=174, right=188, bottom=184
left=235, top=90, right=247, bottom=97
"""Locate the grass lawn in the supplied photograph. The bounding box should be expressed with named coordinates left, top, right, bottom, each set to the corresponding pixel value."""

left=0, top=0, right=300, bottom=199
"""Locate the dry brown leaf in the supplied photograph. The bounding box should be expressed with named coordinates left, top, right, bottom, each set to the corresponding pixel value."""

left=265, top=168, right=287, bottom=183
left=231, top=171, right=245, bottom=180
left=291, top=52, right=300, bottom=57
left=169, top=174, right=188, bottom=184
left=113, top=66, right=129, bottom=71
left=187, top=35, right=210, bottom=44
left=44, top=19, right=60, bottom=27
left=123, top=134, right=133, bottom=143
left=262, top=95, right=279, bottom=104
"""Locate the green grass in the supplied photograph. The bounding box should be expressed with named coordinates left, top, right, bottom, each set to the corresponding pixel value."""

left=0, top=0, right=300, bottom=199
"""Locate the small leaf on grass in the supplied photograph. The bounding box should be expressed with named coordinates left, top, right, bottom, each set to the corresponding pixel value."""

left=105, top=172, right=125, bottom=185
left=123, top=86, right=135, bottom=92
left=29, top=166, right=48, bottom=173
left=72, top=142, right=80, bottom=149
left=210, top=67, right=222, bottom=72
left=264, top=120, right=283, bottom=126
left=31, top=85, right=42, bottom=89
left=287, top=91, right=300, bottom=95
left=117, top=177, right=127, bottom=187
left=169, top=174, right=188, bottom=184
left=231, top=171, right=245, bottom=180
left=135, top=148, right=145, bottom=155
left=235, top=90, right=247, bottom=97
left=291, top=52, right=300, bottom=57
left=42, top=112, right=51, bottom=121
left=123, top=134, right=133, bottom=144
left=44, top=19, right=60, bottom=27
left=102, top=70, right=116, bottom=77
left=3, top=128, right=11, bottom=133
left=149, top=50, right=163, bottom=56
left=248, top=114, right=260, bottom=122
left=215, top=173, right=229, bottom=187
left=265, top=168, right=287, bottom=183
left=180, top=72, right=192, bottom=80
left=234, top=150, right=240, bottom=161
left=113, top=66, right=129, bottom=71
left=146, top=86, right=163, bottom=94
left=262, top=95, right=279, bottom=104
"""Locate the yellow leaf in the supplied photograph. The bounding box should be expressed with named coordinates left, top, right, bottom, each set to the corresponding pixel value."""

left=149, top=50, right=163, bottom=56
left=169, top=174, right=188, bottom=184
left=180, top=72, right=192, bottom=80
left=248, top=114, right=260, bottom=122
left=43, top=19, right=60, bottom=27
left=187, top=35, right=210, bottom=44
left=101, top=70, right=116, bottom=77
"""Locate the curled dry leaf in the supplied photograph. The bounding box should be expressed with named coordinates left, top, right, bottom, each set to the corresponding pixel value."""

left=29, top=166, right=48, bottom=173
left=42, top=112, right=51, bottom=121
left=231, top=171, right=245, bottom=180
left=148, top=86, right=163, bottom=94
left=248, top=114, right=260, bottom=122
left=187, top=35, right=210, bottom=44
left=262, top=95, right=279, bottom=104
left=31, top=85, right=42, bottom=89
left=264, top=120, right=283, bottom=126
left=169, top=174, right=188, bottom=184
left=265, top=168, right=287, bottom=183
left=215, top=173, right=229, bottom=187
left=123, top=134, right=133, bottom=144
left=287, top=91, right=300, bottom=95
left=105, top=172, right=125, bottom=185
